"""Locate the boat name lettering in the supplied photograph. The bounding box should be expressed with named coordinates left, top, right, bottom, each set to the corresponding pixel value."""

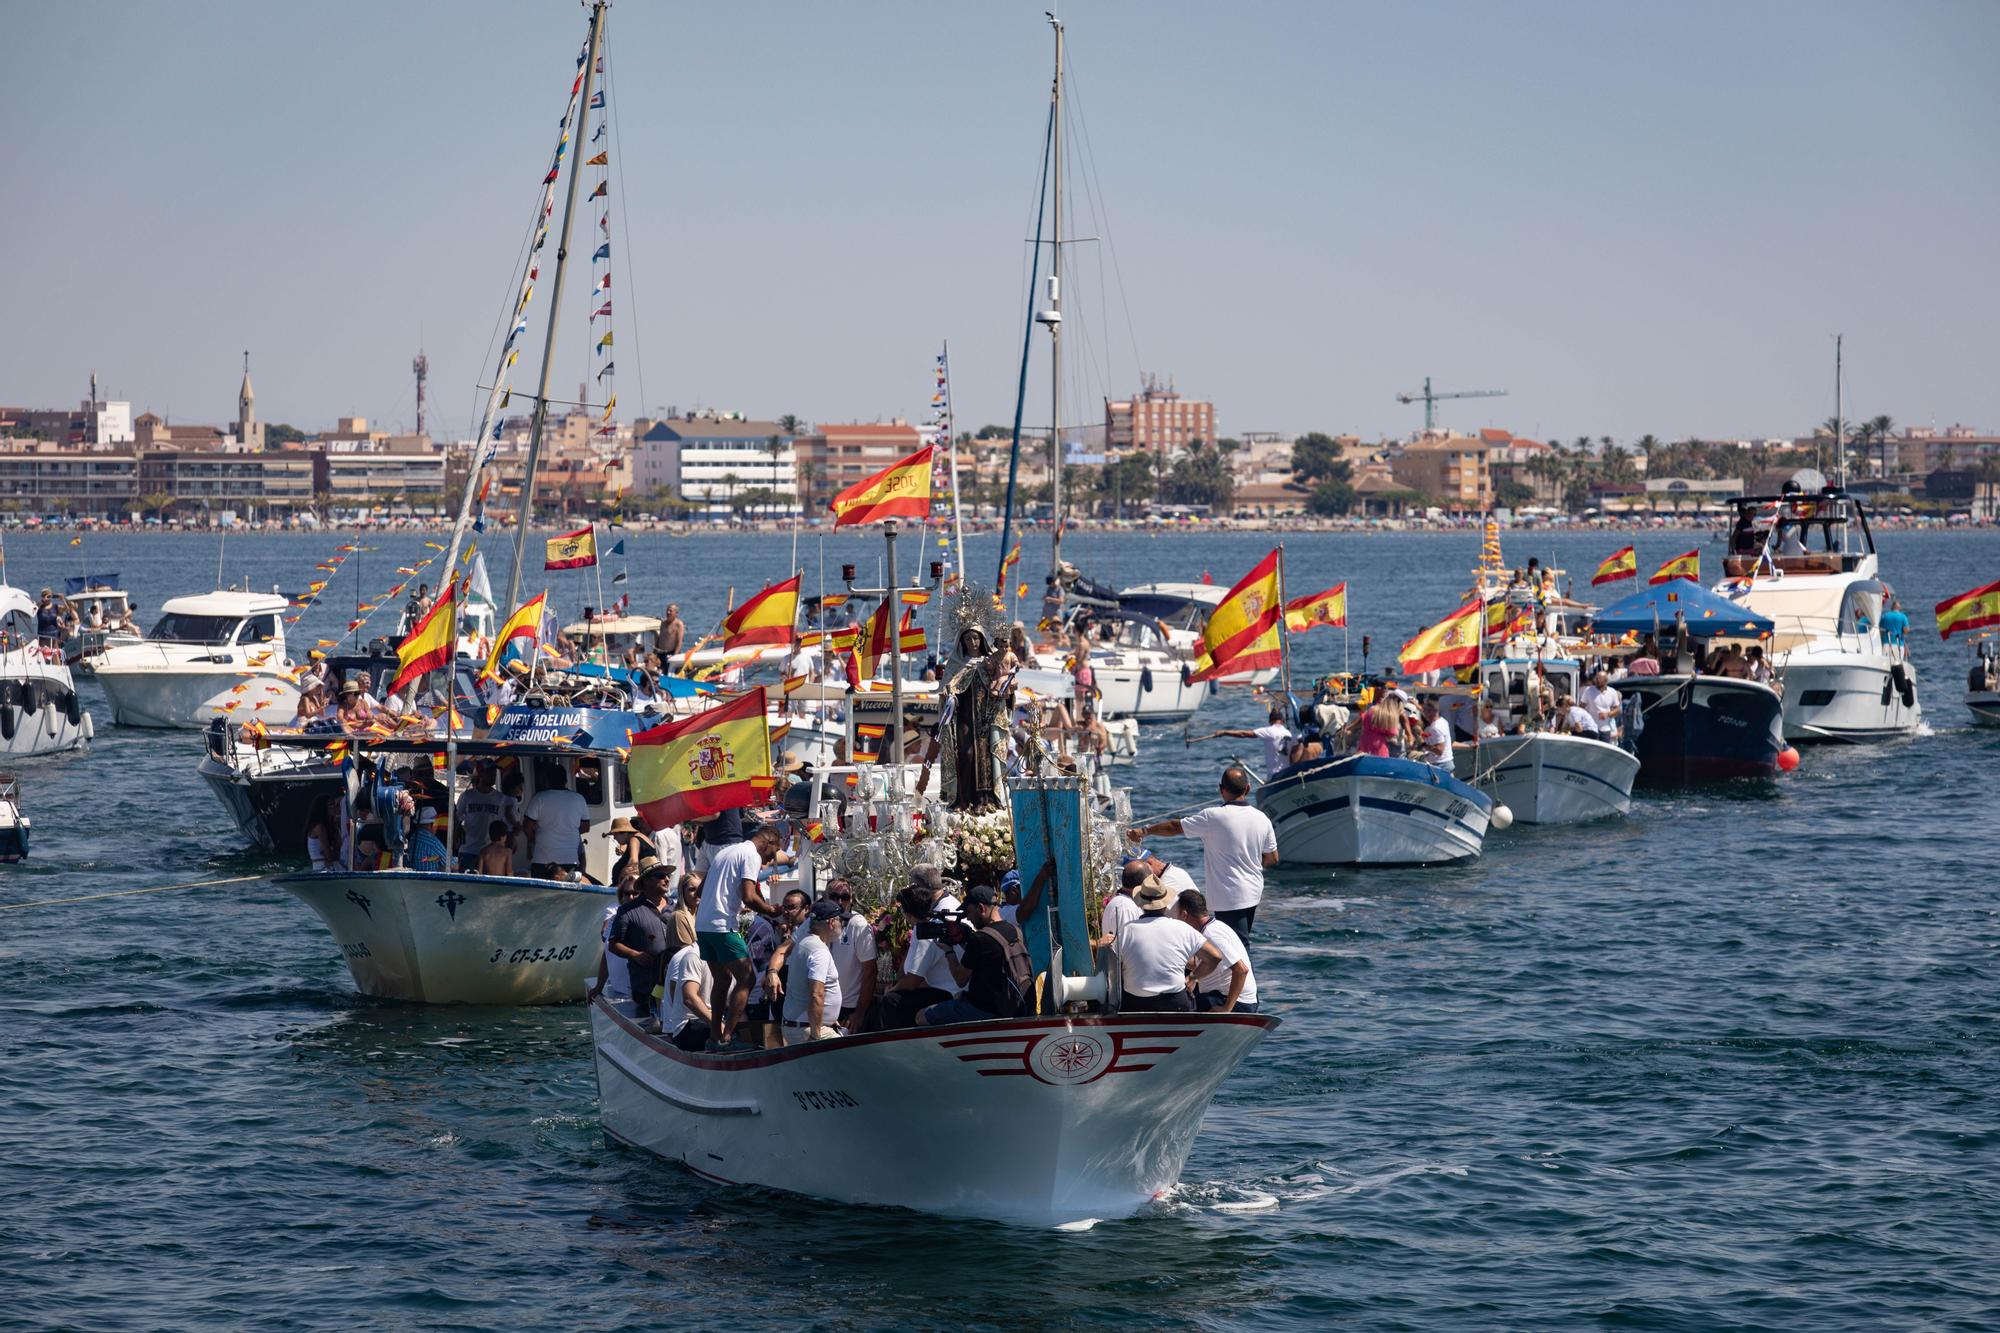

left=341, top=941, right=372, bottom=961
left=489, top=708, right=589, bottom=743
left=1444, top=799, right=1469, bottom=820
left=487, top=945, right=580, bottom=965
left=791, top=1089, right=859, bottom=1111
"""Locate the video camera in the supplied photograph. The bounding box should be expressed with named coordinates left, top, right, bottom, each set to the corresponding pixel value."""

left=912, top=907, right=970, bottom=944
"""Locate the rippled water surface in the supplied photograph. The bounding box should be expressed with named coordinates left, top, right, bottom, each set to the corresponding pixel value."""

left=3, top=527, right=1997, bottom=1330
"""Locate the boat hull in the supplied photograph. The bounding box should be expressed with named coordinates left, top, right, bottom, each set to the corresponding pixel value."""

left=1777, top=653, right=1921, bottom=742
left=198, top=751, right=342, bottom=855
left=1967, top=691, right=2000, bottom=728
left=97, top=664, right=289, bottom=729
left=1619, top=674, right=1785, bottom=783
left=0, top=665, right=93, bottom=756
left=589, top=999, right=1278, bottom=1227
left=275, top=870, right=612, bottom=1004
left=1256, top=753, right=1491, bottom=865
left=1455, top=733, right=1638, bottom=824
left=1089, top=662, right=1209, bottom=723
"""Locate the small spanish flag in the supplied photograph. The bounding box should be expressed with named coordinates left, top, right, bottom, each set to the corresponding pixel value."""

left=723, top=574, right=801, bottom=651
left=1935, top=577, right=2000, bottom=639
left=804, top=819, right=827, bottom=844
left=899, top=588, right=932, bottom=606
left=1592, top=546, right=1637, bottom=586
left=544, top=526, right=598, bottom=571
left=1283, top=583, right=1347, bottom=634
left=1649, top=549, right=1700, bottom=585
left=1001, top=541, right=1021, bottom=572
left=855, top=723, right=888, bottom=739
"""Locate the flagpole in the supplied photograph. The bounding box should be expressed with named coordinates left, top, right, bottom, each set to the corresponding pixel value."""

left=1276, top=544, right=1292, bottom=704
left=589, top=522, right=606, bottom=661
left=943, top=340, right=965, bottom=579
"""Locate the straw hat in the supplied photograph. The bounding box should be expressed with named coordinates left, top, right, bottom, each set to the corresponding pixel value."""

left=337, top=679, right=362, bottom=697
left=1131, top=872, right=1173, bottom=913
left=607, top=816, right=643, bottom=836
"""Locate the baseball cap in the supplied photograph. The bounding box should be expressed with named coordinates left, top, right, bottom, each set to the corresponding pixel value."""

left=964, top=884, right=998, bottom=906
left=809, top=898, right=844, bottom=922
left=999, top=868, right=1021, bottom=893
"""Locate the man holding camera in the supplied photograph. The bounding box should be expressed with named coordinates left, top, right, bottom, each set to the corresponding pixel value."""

left=876, top=866, right=960, bottom=1030
left=916, top=884, right=1033, bottom=1027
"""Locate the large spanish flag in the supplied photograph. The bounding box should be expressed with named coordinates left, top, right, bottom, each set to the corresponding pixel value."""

left=483, top=591, right=547, bottom=679
left=1399, top=599, right=1483, bottom=675
left=1192, top=550, right=1283, bottom=682
left=1650, top=549, right=1700, bottom=585
left=829, top=445, right=934, bottom=527
left=1592, top=546, right=1637, bottom=586
left=1283, top=582, right=1347, bottom=634
left=544, top=526, right=598, bottom=571
left=723, top=574, right=800, bottom=650
left=389, top=576, right=459, bottom=696
left=1935, top=577, right=2000, bottom=639
left=628, top=687, right=774, bottom=827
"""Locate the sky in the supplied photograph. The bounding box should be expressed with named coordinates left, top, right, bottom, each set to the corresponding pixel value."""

left=3, top=0, right=1996, bottom=446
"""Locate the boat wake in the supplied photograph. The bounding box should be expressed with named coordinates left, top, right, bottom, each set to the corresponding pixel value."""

left=1170, top=1161, right=1471, bottom=1214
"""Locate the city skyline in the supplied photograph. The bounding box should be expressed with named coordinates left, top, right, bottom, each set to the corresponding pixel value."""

left=3, top=1, right=1996, bottom=444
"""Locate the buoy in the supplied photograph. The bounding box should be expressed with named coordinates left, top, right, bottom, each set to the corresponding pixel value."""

left=1490, top=803, right=1514, bottom=829
left=1777, top=747, right=1801, bottom=772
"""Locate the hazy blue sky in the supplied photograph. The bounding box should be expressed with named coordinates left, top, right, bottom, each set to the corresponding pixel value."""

left=3, top=1, right=1995, bottom=444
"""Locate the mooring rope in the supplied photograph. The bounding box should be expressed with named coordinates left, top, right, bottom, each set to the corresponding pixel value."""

left=0, top=873, right=267, bottom=913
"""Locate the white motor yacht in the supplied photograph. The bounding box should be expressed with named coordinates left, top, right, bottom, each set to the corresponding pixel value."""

left=93, top=590, right=293, bottom=729
left=1714, top=490, right=1920, bottom=742
left=0, top=586, right=94, bottom=754
left=1039, top=613, right=1210, bottom=724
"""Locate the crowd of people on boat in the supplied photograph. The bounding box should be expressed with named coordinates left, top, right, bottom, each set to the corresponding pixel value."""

left=30, top=587, right=141, bottom=650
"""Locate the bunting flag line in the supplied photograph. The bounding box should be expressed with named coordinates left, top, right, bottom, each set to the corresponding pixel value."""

left=1592, top=546, right=1638, bottom=586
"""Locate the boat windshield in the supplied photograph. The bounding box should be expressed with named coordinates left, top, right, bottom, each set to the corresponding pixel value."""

left=149, top=613, right=242, bottom=644
left=1119, top=595, right=1206, bottom=631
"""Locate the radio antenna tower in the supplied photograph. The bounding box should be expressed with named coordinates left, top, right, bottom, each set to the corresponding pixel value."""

left=412, top=347, right=429, bottom=437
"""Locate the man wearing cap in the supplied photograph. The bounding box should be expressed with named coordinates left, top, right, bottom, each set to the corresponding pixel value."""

left=998, top=868, right=1024, bottom=925
left=590, top=878, right=642, bottom=1001
left=1129, top=765, right=1277, bottom=946
left=876, top=866, right=961, bottom=1030
left=764, top=877, right=878, bottom=1031
left=607, top=860, right=674, bottom=1023
left=917, top=884, right=1031, bottom=1027
left=1116, top=873, right=1223, bottom=1012
left=1174, top=889, right=1258, bottom=1014
left=407, top=806, right=448, bottom=873
left=780, top=898, right=846, bottom=1044
left=697, top=818, right=786, bottom=1047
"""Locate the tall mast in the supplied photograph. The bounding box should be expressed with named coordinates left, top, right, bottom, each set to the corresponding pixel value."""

left=1041, top=14, right=1066, bottom=578
left=506, top=0, right=608, bottom=616
left=1833, top=332, right=1844, bottom=488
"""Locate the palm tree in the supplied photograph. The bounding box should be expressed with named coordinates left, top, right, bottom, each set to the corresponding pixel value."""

left=764, top=436, right=787, bottom=520
left=718, top=472, right=740, bottom=526
left=778, top=414, right=801, bottom=437
left=1868, top=415, right=1895, bottom=479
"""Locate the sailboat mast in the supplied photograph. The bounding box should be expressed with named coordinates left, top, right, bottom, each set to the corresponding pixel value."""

left=1833, top=332, right=1844, bottom=489
left=1044, top=14, right=1066, bottom=580
left=506, top=0, right=608, bottom=617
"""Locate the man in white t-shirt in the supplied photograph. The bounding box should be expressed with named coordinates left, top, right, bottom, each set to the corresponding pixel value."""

left=781, top=899, right=846, bottom=1043
left=1560, top=695, right=1599, bottom=738
left=661, top=940, right=714, bottom=1052
left=1094, top=863, right=1145, bottom=963
left=1580, top=667, right=1622, bottom=739
left=1114, top=874, right=1223, bottom=1012
left=1126, top=847, right=1199, bottom=899
left=1174, top=887, right=1259, bottom=1014
left=1130, top=766, right=1277, bottom=945
left=696, top=819, right=785, bottom=1048
left=520, top=766, right=590, bottom=878
left=1205, top=706, right=1297, bottom=779
left=1418, top=698, right=1455, bottom=769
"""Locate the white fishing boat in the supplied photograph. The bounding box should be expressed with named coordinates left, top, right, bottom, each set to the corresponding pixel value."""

left=1257, top=752, right=1492, bottom=865
left=270, top=705, right=648, bottom=1004
left=1452, top=657, right=1638, bottom=824
left=93, top=589, right=293, bottom=728
left=591, top=1002, right=1276, bottom=1227
left=1715, top=488, right=1919, bottom=742
left=0, top=586, right=93, bottom=754
left=1119, top=581, right=1279, bottom=687
left=1964, top=637, right=2000, bottom=728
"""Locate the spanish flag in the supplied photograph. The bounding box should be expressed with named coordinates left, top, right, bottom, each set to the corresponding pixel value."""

left=1935, top=577, right=2000, bottom=640
left=898, top=608, right=926, bottom=653
left=544, top=526, right=598, bottom=571
left=1001, top=541, right=1021, bottom=572
left=1484, top=599, right=1531, bottom=637
left=723, top=574, right=800, bottom=650
left=1649, top=549, right=1700, bottom=585
left=829, top=444, right=934, bottom=527
left=627, top=687, right=772, bottom=828
left=1398, top=599, right=1482, bottom=675
left=1592, top=546, right=1637, bottom=586
left=854, top=597, right=895, bottom=681
left=1283, top=582, right=1347, bottom=634
left=388, top=577, right=459, bottom=696
left=484, top=591, right=547, bottom=679
left=1192, top=550, right=1283, bottom=682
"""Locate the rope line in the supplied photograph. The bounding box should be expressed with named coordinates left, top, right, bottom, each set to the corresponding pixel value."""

left=0, top=873, right=266, bottom=913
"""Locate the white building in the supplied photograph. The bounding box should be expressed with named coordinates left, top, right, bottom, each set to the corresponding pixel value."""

left=636, top=412, right=798, bottom=520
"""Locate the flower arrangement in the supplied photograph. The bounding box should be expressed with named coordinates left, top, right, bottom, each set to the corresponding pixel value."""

left=945, top=807, right=1015, bottom=890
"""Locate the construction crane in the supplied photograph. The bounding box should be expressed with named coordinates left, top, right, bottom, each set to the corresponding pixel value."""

left=1396, top=376, right=1507, bottom=433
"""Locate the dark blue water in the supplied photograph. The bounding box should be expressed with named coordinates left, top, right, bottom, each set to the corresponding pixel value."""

left=3, top=527, right=1997, bottom=1330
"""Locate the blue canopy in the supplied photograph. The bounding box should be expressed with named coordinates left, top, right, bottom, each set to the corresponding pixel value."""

left=64, top=573, right=121, bottom=595
left=561, top=661, right=716, bottom=699
left=1589, top=580, right=1774, bottom=638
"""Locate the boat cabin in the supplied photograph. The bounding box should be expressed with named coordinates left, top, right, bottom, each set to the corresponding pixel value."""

left=1477, top=657, right=1586, bottom=734
left=147, top=591, right=292, bottom=649
left=1723, top=489, right=1875, bottom=579
left=562, top=611, right=662, bottom=664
